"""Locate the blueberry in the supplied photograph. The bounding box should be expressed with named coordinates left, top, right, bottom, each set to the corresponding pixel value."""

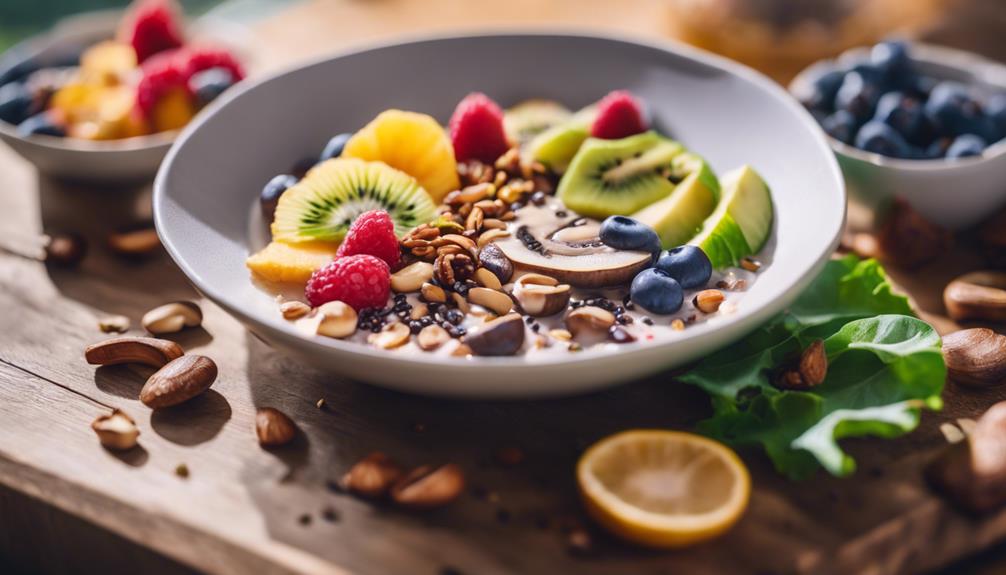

left=17, top=112, right=64, bottom=137
left=188, top=67, right=235, bottom=107
left=925, top=81, right=982, bottom=137
left=802, top=64, right=845, bottom=112
left=0, top=82, right=33, bottom=125
left=630, top=268, right=683, bottom=315
left=870, top=40, right=910, bottom=78
left=925, top=137, right=952, bottom=159
left=835, top=72, right=880, bottom=121
left=260, top=174, right=299, bottom=220
left=654, top=245, right=712, bottom=289
left=599, top=216, right=660, bottom=255
left=319, top=133, right=353, bottom=162
left=854, top=120, right=911, bottom=158
left=821, top=110, right=859, bottom=144
left=946, top=134, right=986, bottom=159
left=848, top=62, right=887, bottom=87
left=873, top=91, right=927, bottom=143
left=0, top=59, right=39, bottom=89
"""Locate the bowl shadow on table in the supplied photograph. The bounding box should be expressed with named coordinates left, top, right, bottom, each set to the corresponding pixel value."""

left=233, top=333, right=817, bottom=572
left=34, top=173, right=201, bottom=315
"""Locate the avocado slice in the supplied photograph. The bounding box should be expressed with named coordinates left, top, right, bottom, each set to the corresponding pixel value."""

left=689, top=165, right=773, bottom=268
left=523, top=105, right=596, bottom=173
left=631, top=153, right=719, bottom=249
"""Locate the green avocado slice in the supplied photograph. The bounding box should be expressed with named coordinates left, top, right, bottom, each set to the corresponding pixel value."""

left=631, top=154, right=719, bottom=249
left=689, top=165, right=773, bottom=268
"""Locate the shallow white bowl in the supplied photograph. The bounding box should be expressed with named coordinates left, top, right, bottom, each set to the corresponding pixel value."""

left=154, top=32, right=845, bottom=398
left=0, top=10, right=252, bottom=184
left=790, top=43, right=1006, bottom=231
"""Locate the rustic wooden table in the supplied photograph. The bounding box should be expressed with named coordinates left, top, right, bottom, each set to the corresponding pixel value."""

left=3, top=1, right=1006, bottom=574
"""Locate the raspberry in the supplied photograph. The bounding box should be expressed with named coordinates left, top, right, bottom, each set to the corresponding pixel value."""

left=449, top=92, right=509, bottom=163
left=136, top=50, right=186, bottom=117
left=305, top=254, right=390, bottom=310
left=591, top=90, right=647, bottom=139
left=125, top=0, right=184, bottom=63
left=181, top=46, right=246, bottom=83
left=335, top=210, right=401, bottom=267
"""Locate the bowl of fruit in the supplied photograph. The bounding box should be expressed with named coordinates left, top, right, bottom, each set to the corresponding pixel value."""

left=0, top=0, right=248, bottom=184
left=154, top=33, right=844, bottom=398
left=791, top=40, right=1006, bottom=230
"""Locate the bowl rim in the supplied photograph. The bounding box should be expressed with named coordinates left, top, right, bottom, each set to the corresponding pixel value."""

left=789, top=41, right=1006, bottom=171
left=154, top=29, right=846, bottom=371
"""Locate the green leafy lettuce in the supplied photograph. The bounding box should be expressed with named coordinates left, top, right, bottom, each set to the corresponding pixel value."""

left=679, top=256, right=945, bottom=479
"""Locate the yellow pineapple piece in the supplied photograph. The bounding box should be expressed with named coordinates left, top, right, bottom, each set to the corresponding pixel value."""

left=342, top=110, right=460, bottom=202
left=81, top=41, right=137, bottom=86
left=150, top=87, right=196, bottom=132
left=246, top=240, right=340, bottom=284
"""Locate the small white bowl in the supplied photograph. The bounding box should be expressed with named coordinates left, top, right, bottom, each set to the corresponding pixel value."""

left=791, top=43, right=1006, bottom=231
left=0, top=10, right=252, bottom=185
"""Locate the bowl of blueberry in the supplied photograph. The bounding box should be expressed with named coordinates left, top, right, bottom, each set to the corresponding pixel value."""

left=791, top=40, right=1006, bottom=230
left=0, top=1, right=249, bottom=184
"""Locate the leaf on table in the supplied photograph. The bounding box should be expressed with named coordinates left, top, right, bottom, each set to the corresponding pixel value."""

left=679, top=257, right=945, bottom=479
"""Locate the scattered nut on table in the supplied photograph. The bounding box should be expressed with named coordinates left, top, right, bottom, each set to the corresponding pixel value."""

left=140, top=355, right=217, bottom=409
left=85, top=336, right=184, bottom=368
left=255, top=407, right=297, bottom=447
left=390, top=463, right=465, bottom=510
left=97, top=315, right=130, bottom=334
left=42, top=232, right=87, bottom=267
left=142, top=301, right=203, bottom=335
left=91, top=409, right=139, bottom=450
left=942, top=328, right=1006, bottom=388
left=342, top=452, right=404, bottom=498
left=927, top=400, right=1006, bottom=513
left=107, top=224, right=160, bottom=257
left=944, top=271, right=1006, bottom=323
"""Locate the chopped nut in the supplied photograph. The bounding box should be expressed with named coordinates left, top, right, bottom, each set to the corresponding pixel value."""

left=175, top=463, right=190, bottom=478
left=280, top=301, right=311, bottom=320
left=434, top=253, right=475, bottom=286
left=391, top=261, right=435, bottom=293
left=450, top=292, right=470, bottom=313
left=43, top=232, right=87, bottom=267
left=316, top=398, right=327, bottom=410
left=410, top=302, right=429, bottom=320
left=343, top=452, right=404, bottom=498
left=369, top=322, right=411, bottom=349
left=390, top=463, right=466, bottom=510
left=468, top=287, right=513, bottom=316
left=466, top=206, right=484, bottom=232
left=141, top=301, right=202, bottom=335
left=740, top=256, right=762, bottom=272
left=671, top=319, right=685, bottom=331
left=549, top=328, right=572, bottom=341
left=418, top=325, right=450, bottom=351
left=421, top=282, right=447, bottom=303
left=693, top=290, right=725, bottom=314
left=107, top=225, right=160, bottom=257
left=98, top=315, right=130, bottom=334
left=481, top=218, right=507, bottom=231
left=513, top=273, right=570, bottom=317
left=942, top=328, right=1006, bottom=387
left=565, top=306, right=616, bottom=338
left=474, top=267, right=503, bottom=290
left=316, top=301, right=358, bottom=339
left=91, top=409, right=139, bottom=450
left=256, top=407, right=297, bottom=447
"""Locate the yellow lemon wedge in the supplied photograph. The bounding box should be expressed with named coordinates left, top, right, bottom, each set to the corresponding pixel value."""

left=576, top=430, right=750, bottom=549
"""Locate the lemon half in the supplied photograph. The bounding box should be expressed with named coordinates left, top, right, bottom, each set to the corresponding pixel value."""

left=577, top=430, right=750, bottom=549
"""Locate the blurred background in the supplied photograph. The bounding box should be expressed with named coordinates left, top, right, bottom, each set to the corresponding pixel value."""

left=2, top=0, right=1004, bottom=83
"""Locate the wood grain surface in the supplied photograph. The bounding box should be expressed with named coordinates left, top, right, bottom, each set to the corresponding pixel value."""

left=2, top=1, right=1006, bottom=574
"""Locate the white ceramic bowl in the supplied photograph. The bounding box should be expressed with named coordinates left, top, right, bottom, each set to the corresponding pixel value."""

left=790, top=43, right=1006, bottom=231
left=0, top=10, right=252, bottom=184
left=155, top=33, right=845, bottom=398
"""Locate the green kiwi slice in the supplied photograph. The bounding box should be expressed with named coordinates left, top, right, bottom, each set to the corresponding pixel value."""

left=556, top=131, right=685, bottom=219
left=271, top=158, right=437, bottom=243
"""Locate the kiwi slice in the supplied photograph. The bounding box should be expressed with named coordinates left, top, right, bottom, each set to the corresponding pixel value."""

left=271, top=158, right=437, bottom=244
left=503, top=99, right=572, bottom=145
left=523, top=104, right=596, bottom=173
left=556, top=131, right=685, bottom=219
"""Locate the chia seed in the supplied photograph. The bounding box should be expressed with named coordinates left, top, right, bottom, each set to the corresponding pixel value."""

left=642, top=317, right=654, bottom=326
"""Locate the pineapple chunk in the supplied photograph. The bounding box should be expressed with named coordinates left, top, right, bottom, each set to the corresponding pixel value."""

left=246, top=240, right=339, bottom=284
left=342, top=109, right=460, bottom=202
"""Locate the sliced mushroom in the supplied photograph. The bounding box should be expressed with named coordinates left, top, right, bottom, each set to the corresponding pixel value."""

left=513, top=273, right=571, bottom=317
